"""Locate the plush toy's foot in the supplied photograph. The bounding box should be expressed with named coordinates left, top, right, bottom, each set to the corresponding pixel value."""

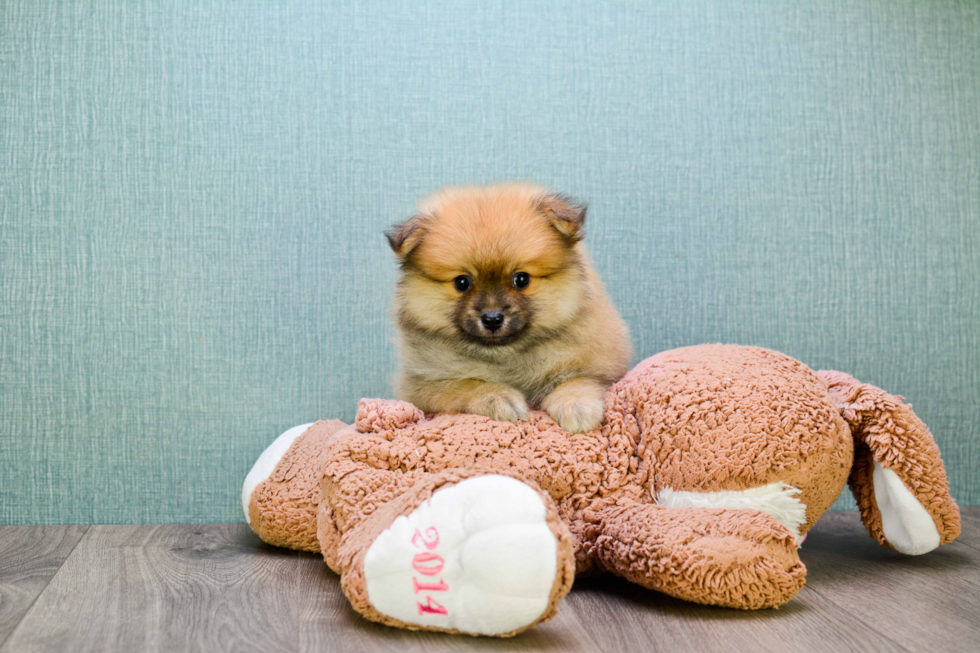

left=593, top=504, right=806, bottom=609
left=242, top=420, right=349, bottom=552
left=343, top=474, right=574, bottom=637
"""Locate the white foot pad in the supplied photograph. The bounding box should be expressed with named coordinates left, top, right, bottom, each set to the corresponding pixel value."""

left=363, top=475, right=558, bottom=636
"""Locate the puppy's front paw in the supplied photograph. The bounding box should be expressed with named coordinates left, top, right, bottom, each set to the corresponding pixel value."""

left=542, top=379, right=606, bottom=433
left=469, top=386, right=529, bottom=423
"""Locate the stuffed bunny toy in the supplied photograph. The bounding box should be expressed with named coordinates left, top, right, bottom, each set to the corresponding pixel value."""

left=243, top=345, right=960, bottom=637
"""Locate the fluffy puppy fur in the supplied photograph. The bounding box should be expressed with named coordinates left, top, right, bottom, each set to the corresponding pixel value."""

left=386, top=183, right=632, bottom=433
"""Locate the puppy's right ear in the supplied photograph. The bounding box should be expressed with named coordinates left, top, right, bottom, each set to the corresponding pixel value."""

left=385, top=214, right=427, bottom=258
left=538, top=194, right=587, bottom=242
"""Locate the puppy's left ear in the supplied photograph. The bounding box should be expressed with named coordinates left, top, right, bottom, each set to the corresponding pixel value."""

left=539, top=194, right=587, bottom=242
left=385, top=214, right=428, bottom=258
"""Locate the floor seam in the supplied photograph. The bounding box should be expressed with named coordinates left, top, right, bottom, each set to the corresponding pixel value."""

left=0, top=525, right=91, bottom=652
left=295, top=551, right=302, bottom=653
left=951, top=537, right=980, bottom=553
left=803, top=583, right=912, bottom=653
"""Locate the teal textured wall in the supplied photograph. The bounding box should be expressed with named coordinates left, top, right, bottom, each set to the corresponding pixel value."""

left=2, top=0, right=978, bottom=524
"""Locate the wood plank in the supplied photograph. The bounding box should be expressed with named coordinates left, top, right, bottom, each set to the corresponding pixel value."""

left=294, top=509, right=980, bottom=651
left=798, top=510, right=980, bottom=651
left=558, top=509, right=978, bottom=652
left=564, top=571, right=905, bottom=653
left=955, top=506, right=980, bottom=551
left=0, top=525, right=88, bottom=648
left=296, top=509, right=979, bottom=652
left=1, top=509, right=976, bottom=651
left=0, top=524, right=300, bottom=653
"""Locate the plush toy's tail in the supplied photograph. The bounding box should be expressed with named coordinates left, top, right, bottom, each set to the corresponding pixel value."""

left=817, top=371, right=960, bottom=554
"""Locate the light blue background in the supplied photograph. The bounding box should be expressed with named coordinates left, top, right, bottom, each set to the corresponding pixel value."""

left=2, top=0, right=978, bottom=524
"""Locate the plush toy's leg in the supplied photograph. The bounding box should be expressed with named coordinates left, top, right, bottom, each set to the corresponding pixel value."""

left=817, top=371, right=961, bottom=554
left=242, top=419, right=349, bottom=551
left=332, top=469, right=575, bottom=637
left=591, top=503, right=806, bottom=609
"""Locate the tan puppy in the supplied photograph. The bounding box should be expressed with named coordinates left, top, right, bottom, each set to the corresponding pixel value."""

left=386, top=183, right=632, bottom=433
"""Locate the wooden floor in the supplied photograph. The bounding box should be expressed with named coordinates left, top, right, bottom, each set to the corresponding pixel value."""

left=1, top=509, right=977, bottom=653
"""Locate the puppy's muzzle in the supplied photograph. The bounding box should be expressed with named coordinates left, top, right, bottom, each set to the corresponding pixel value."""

left=480, top=311, right=505, bottom=332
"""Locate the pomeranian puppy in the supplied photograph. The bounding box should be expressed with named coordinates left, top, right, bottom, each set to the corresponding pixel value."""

left=385, top=183, right=632, bottom=433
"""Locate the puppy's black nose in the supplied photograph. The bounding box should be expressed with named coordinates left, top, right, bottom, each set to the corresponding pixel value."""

left=480, top=311, right=505, bottom=332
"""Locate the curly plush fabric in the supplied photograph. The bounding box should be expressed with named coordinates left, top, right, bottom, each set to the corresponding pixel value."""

left=245, top=344, right=961, bottom=637
left=617, top=346, right=853, bottom=532
left=592, top=505, right=806, bottom=609
left=248, top=419, right=347, bottom=551
left=817, top=370, right=961, bottom=549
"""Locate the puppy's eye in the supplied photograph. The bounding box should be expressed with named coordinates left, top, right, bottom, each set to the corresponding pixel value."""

left=512, top=271, right=531, bottom=289
left=453, top=275, right=472, bottom=292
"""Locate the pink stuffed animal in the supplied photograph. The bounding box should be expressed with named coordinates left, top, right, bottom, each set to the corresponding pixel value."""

left=243, top=345, right=960, bottom=637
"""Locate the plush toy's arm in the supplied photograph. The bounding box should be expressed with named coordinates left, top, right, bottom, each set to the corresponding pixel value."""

left=592, top=503, right=806, bottom=609
left=817, top=371, right=960, bottom=554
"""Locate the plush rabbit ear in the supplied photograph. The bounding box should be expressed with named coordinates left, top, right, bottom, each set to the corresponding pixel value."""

left=385, top=214, right=428, bottom=258
left=818, top=370, right=961, bottom=555
left=538, top=194, right=587, bottom=241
